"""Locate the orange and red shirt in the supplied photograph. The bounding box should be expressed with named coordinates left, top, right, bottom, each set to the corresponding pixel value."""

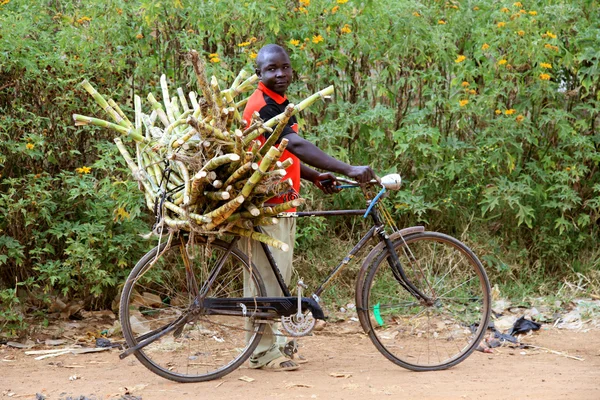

left=242, top=82, right=301, bottom=210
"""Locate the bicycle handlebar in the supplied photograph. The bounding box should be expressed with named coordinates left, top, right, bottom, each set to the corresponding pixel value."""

left=324, top=173, right=402, bottom=191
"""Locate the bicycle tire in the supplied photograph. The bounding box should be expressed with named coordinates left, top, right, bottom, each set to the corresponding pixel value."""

left=119, top=237, right=266, bottom=382
left=358, top=232, right=491, bottom=371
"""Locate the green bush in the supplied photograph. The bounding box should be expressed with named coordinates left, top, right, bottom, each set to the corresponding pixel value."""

left=1, top=0, right=599, bottom=335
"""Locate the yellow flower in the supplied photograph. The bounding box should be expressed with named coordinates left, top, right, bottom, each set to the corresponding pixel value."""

left=249, top=37, right=257, bottom=43
left=501, top=7, right=509, bottom=13
left=26, top=143, right=34, bottom=150
left=459, top=99, right=469, bottom=107
left=76, top=166, right=92, bottom=174
left=504, top=109, right=516, bottom=115
left=513, top=2, right=523, bottom=7
left=516, top=114, right=524, bottom=123
left=455, top=55, right=466, bottom=63
left=498, top=59, right=507, bottom=65
left=337, top=0, right=348, bottom=3
left=76, top=16, right=92, bottom=25
left=517, top=30, right=525, bottom=36
left=519, top=9, right=526, bottom=14
left=210, top=57, right=220, bottom=63
left=540, top=62, right=552, bottom=69
left=299, top=0, right=310, bottom=6
left=331, top=5, right=339, bottom=13
left=0, top=0, right=11, bottom=5
left=546, top=31, right=557, bottom=39
left=237, top=41, right=251, bottom=47
left=473, top=6, right=480, bottom=10
left=482, top=43, right=490, bottom=50
left=209, top=53, right=219, bottom=58
left=497, top=21, right=506, bottom=28
left=249, top=52, right=257, bottom=59
left=438, top=20, right=447, bottom=25
left=495, top=109, right=502, bottom=115
left=469, top=89, right=477, bottom=95
left=529, top=11, right=537, bottom=15
left=461, top=81, right=470, bottom=87
left=136, top=33, right=143, bottom=39
left=341, top=24, right=352, bottom=34
left=539, top=73, right=551, bottom=80
left=114, top=207, right=130, bottom=222
left=290, top=39, right=300, bottom=46
left=298, top=6, right=308, bottom=14
left=116, top=8, right=123, bottom=15
left=413, top=12, right=421, bottom=17
left=312, top=34, right=324, bottom=44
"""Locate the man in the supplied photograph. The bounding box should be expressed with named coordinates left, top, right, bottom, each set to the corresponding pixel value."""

left=242, top=44, right=376, bottom=371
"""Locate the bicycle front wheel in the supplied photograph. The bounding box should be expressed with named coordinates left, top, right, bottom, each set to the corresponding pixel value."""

left=119, top=237, right=266, bottom=382
left=360, top=232, right=490, bottom=371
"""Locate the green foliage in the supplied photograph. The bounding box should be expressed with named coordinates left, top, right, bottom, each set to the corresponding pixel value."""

left=1, top=0, right=599, bottom=335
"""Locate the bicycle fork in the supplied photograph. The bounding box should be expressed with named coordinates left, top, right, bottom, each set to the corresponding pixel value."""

left=378, top=229, right=433, bottom=306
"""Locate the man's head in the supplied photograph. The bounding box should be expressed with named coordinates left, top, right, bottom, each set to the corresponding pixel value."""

left=255, top=44, right=293, bottom=96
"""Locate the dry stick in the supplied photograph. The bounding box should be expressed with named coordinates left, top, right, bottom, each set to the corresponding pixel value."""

left=189, top=50, right=215, bottom=114
left=79, top=80, right=131, bottom=129
left=524, top=345, right=585, bottom=361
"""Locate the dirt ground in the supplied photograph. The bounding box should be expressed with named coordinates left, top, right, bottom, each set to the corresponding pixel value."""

left=1, top=319, right=599, bottom=400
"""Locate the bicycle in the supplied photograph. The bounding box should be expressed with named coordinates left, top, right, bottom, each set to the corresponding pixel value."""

left=118, top=173, right=491, bottom=382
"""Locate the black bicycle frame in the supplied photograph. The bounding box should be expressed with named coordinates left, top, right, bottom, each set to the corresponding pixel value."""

left=257, top=207, right=429, bottom=303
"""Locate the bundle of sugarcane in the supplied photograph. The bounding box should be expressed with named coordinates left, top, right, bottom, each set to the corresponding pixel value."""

left=72, top=50, right=333, bottom=251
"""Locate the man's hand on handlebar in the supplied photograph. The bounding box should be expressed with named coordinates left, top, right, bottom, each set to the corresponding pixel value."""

left=313, top=172, right=342, bottom=195
left=345, top=165, right=378, bottom=184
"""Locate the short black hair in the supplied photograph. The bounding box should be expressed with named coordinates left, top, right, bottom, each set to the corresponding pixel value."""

left=255, top=44, right=289, bottom=69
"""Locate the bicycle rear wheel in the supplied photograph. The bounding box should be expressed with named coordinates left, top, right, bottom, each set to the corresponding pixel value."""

left=119, top=237, right=266, bottom=382
left=360, top=232, right=490, bottom=371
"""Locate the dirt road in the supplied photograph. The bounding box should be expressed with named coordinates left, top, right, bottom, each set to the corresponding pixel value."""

left=2, top=321, right=599, bottom=400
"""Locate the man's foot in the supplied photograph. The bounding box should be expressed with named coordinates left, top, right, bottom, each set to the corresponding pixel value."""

left=249, top=355, right=299, bottom=371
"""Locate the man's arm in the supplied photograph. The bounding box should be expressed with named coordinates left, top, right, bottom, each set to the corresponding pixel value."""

left=285, top=134, right=376, bottom=183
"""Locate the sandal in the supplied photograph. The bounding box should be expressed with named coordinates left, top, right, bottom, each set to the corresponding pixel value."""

left=251, top=355, right=300, bottom=371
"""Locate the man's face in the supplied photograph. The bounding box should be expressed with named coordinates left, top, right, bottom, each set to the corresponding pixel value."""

left=256, top=51, right=293, bottom=96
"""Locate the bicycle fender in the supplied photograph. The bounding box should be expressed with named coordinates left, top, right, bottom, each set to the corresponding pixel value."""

left=354, top=226, right=425, bottom=333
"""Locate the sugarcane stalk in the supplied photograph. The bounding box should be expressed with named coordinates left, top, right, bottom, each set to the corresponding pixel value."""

left=201, top=195, right=245, bottom=230
left=259, top=105, right=294, bottom=156
left=204, top=191, right=230, bottom=201
left=223, top=161, right=258, bottom=187
left=261, top=198, right=305, bottom=215
left=73, top=114, right=146, bottom=142
left=240, top=146, right=279, bottom=197
left=108, top=99, right=132, bottom=127
left=226, top=226, right=289, bottom=251
left=160, top=74, right=176, bottom=124
left=243, top=201, right=260, bottom=217
left=230, top=69, right=250, bottom=91
left=79, top=80, right=131, bottom=129
left=177, top=87, right=190, bottom=113
left=147, top=93, right=170, bottom=128
left=187, top=116, right=229, bottom=141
